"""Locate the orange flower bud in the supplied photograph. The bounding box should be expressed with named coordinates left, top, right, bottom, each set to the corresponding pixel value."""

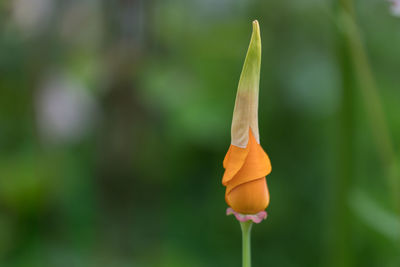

left=222, top=21, right=271, bottom=215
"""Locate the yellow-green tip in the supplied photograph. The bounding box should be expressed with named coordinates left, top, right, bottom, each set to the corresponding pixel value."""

left=252, top=20, right=260, bottom=43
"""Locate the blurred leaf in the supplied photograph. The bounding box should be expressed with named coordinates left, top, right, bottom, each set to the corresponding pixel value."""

left=350, top=188, right=400, bottom=241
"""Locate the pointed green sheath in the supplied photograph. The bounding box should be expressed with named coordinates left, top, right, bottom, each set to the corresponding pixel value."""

left=231, top=20, right=262, bottom=148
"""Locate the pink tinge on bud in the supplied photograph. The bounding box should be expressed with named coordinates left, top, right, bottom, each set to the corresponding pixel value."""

left=226, top=207, right=267, bottom=223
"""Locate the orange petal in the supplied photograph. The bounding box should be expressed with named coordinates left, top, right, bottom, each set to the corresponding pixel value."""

left=223, top=130, right=271, bottom=191
left=226, top=177, right=270, bottom=214
left=222, top=144, right=249, bottom=185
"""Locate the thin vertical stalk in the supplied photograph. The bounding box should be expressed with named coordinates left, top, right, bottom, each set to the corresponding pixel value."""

left=240, top=221, right=253, bottom=267
left=338, top=7, right=400, bottom=212
left=328, top=1, right=356, bottom=267
left=338, top=1, right=400, bottom=259
left=334, top=0, right=400, bottom=262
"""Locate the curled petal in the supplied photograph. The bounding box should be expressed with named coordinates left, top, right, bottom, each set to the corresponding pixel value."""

left=222, top=144, right=250, bottom=185
left=226, top=207, right=267, bottom=224
left=224, top=130, right=271, bottom=195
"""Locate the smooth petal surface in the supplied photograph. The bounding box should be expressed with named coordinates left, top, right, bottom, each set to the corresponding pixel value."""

left=226, top=177, right=270, bottom=214
left=222, top=144, right=249, bottom=185
left=223, top=130, right=271, bottom=214
left=224, top=130, right=271, bottom=190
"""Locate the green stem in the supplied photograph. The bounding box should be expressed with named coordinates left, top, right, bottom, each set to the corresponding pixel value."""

left=338, top=8, right=400, bottom=211
left=240, top=221, right=253, bottom=267
left=327, top=2, right=355, bottom=267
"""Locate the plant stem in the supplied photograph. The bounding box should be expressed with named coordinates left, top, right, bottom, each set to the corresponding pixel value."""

left=240, top=221, right=253, bottom=267
left=338, top=6, right=400, bottom=211
left=338, top=1, right=400, bottom=255
left=328, top=1, right=356, bottom=266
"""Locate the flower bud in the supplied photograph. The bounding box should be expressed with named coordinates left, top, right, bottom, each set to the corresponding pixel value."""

left=222, top=20, right=271, bottom=215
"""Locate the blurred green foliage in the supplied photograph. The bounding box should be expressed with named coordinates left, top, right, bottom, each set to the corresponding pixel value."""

left=1, top=0, right=400, bottom=266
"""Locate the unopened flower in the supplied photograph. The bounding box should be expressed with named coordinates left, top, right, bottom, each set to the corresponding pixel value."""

left=222, top=21, right=271, bottom=222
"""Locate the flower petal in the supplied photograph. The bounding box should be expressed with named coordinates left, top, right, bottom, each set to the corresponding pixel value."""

left=226, top=177, right=270, bottom=214
left=224, top=130, right=271, bottom=191
left=222, top=144, right=250, bottom=185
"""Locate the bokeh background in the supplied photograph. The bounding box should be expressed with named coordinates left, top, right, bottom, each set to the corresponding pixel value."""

left=1, top=0, right=400, bottom=266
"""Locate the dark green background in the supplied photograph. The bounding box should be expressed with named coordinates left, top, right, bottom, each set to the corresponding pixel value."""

left=1, top=0, right=400, bottom=266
